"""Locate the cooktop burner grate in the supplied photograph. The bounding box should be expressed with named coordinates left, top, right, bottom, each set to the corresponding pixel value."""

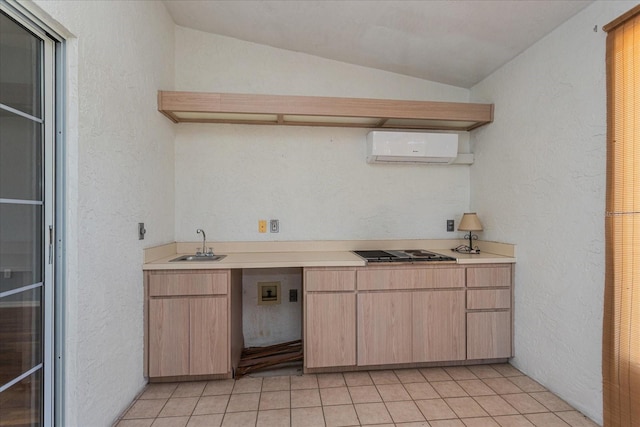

left=353, top=249, right=455, bottom=263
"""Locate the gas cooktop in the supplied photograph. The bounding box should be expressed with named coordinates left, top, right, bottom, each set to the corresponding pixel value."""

left=353, top=249, right=456, bottom=263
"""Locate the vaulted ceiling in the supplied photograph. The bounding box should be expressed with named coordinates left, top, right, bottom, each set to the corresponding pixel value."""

left=163, top=0, right=593, bottom=88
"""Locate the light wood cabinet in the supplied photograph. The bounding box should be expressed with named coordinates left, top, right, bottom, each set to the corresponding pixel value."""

left=149, top=298, right=190, bottom=377
left=304, top=268, right=356, bottom=369
left=467, top=312, right=511, bottom=359
left=305, top=269, right=356, bottom=292
left=357, top=266, right=466, bottom=366
left=357, top=267, right=464, bottom=290
left=146, top=270, right=240, bottom=379
left=467, top=265, right=512, bottom=287
left=305, top=293, right=356, bottom=368
left=357, top=292, right=413, bottom=365
left=303, top=263, right=513, bottom=372
left=413, top=290, right=465, bottom=362
left=149, top=296, right=228, bottom=377
left=465, top=265, right=513, bottom=360
left=467, top=289, right=510, bottom=310
left=190, top=297, right=228, bottom=375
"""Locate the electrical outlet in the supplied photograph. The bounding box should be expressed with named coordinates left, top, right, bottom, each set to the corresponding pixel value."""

left=447, top=219, right=454, bottom=232
left=258, top=220, right=267, bottom=233
left=138, top=222, right=146, bottom=240
left=270, top=219, right=279, bottom=233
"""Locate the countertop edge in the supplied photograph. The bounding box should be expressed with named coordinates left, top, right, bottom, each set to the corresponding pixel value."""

left=455, top=257, right=516, bottom=264
left=143, top=249, right=514, bottom=270
left=143, top=261, right=368, bottom=270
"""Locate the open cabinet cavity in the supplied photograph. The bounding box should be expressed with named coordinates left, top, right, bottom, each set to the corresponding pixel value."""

left=236, top=268, right=304, bottom=377
left=242, top=268, right=302, bottom=346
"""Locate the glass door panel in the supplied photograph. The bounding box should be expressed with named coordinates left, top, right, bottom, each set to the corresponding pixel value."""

left=0, top=287, right=42, bottom=385
left=0, top=370, right=42, bottom=427
left=0, top=8, right=51, bottom=427
left=0, top=12, right=42, bottom=119
left=0, top=113, right=43, bottom=201
left=0, top=204, right=42, bottom=294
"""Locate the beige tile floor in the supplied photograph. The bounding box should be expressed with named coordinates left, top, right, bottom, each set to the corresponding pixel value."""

left=113, top=364, right=600, bottom=427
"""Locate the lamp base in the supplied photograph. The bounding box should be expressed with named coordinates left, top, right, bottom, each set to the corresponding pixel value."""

left=454, top=232, right=480, bottom=254
left=452, top=245, right=481, bottom=254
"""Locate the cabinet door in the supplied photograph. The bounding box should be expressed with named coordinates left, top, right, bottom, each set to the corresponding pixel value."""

left=149, top=298, right=190, bottom=377
left=357, top=292, right=412, bottom=366
left=305, top=293, right=356, bottom=368
left=413, top=290, right=465, bottom=362
left=190, top=297, right=228, bottom=375
left=467, top=311, right=511, bottom=359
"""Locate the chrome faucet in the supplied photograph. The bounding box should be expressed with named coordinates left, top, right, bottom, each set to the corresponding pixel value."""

left=196, top=228, right=213, bottom=256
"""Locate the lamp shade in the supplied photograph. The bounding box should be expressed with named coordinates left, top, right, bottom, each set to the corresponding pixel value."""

left=458, top=213, right=483, bottom=231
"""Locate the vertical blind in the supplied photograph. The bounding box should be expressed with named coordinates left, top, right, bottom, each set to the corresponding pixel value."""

left=604, top=6, right=640, bottom=426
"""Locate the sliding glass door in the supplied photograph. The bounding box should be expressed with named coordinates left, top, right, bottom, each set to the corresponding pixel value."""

left=0, top=8, right=55, bottom=426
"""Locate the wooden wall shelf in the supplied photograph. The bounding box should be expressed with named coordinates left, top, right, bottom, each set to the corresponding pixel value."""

left=158, top=91, right=493, bottom=131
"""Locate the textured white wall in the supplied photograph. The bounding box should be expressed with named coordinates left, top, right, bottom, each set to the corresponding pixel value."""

left=470, top=1, right=638, bottom=424
left=174, top=27, right=475, bottom=242
left=175, top=124, right=471, bottom=242
left=30, top=1, right=176, bottom=426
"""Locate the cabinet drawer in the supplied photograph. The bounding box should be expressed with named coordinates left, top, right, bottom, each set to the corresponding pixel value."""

left=357, top=267, right=464, bottom=290
left=305, top=269, right=356, bottom=292
left=467, top=289, right=511, bottom=309
left=466, top=266, right=511, bottom=288
left=149, top=272, right=228, bottom=296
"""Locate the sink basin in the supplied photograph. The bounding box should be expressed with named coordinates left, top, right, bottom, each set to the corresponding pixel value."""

left=170, top=254, right=226, bottom=262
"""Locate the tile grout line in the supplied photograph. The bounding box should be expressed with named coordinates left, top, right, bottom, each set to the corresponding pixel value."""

left=254, top=379, right=260, bottom=427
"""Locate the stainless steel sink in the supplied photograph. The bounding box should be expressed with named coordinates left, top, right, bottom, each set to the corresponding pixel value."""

left=169, top=254, right=226, bottom=262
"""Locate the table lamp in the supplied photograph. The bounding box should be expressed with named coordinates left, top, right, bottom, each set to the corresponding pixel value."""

left=457, top=212, right=483, bottom=254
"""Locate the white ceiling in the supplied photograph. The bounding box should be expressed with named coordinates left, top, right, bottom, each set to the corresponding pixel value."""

left=163, top=0, right=593, bottom=88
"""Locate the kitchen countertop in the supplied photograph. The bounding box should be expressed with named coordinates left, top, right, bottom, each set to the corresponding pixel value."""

left=144, top=250, right=367, bottom=270
left=143, top=239, right=516, bottom=270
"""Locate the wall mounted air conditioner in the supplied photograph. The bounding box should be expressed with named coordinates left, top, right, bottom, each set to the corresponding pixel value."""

left=366, top=131, right=459, bottom=164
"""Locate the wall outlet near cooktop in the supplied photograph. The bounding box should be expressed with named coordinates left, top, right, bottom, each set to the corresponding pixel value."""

left=447, top=219, right=454, bottom=232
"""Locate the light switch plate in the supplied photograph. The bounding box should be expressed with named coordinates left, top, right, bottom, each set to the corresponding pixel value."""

left=138, top=222, right=146, bottom=240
